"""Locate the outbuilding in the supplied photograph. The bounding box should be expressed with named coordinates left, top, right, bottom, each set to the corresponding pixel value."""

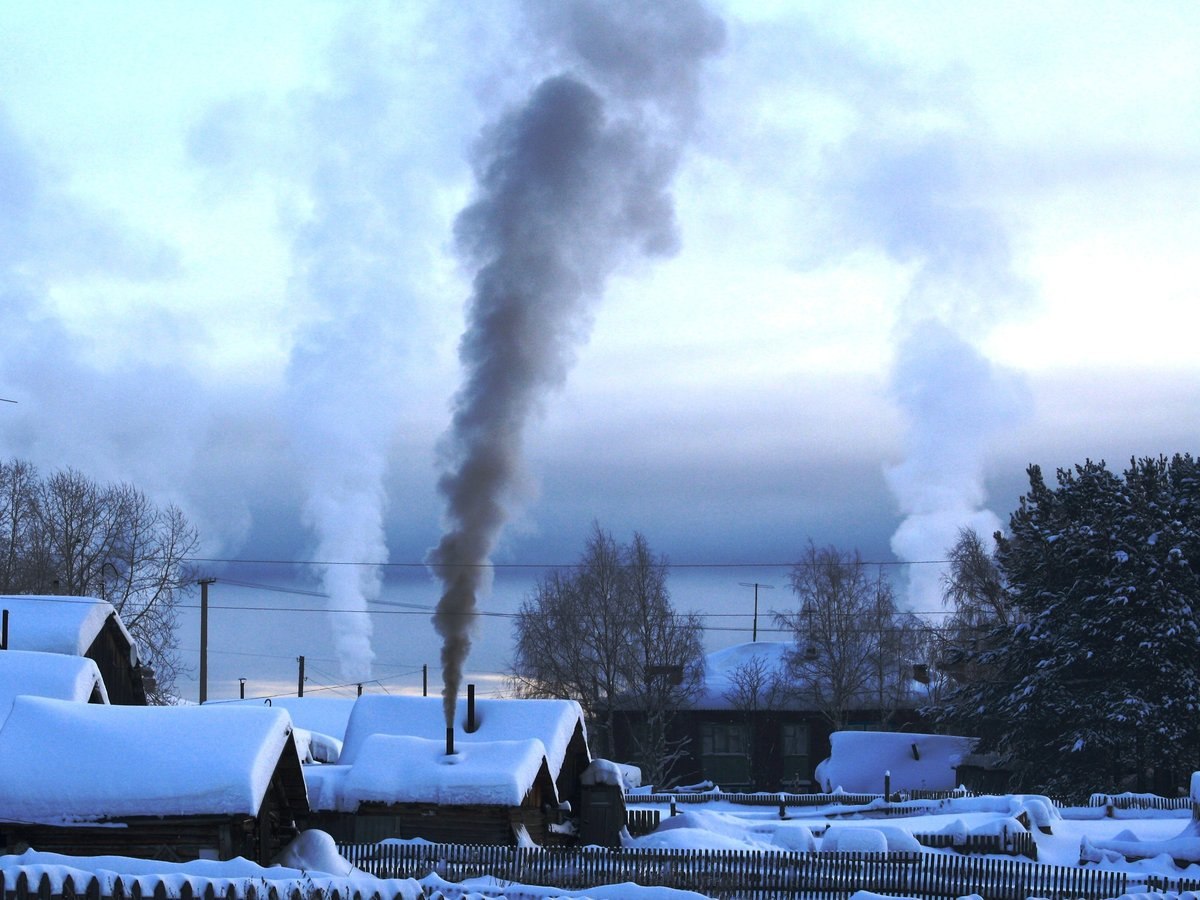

left=0, top=696, right=308, bottom=863
left=305, top=693, right=590, bottom=845
left=1, top=594, right=150, bottom=704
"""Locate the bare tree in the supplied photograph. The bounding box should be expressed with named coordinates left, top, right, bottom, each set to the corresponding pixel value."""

left=722, top=652, right=788, bottom=779
left=776, top=543, right=920, bottom=730
left=930, top=527, right=1016, bottom=691
left=0, top=460, right=198, bottom=702
left=621, top=532, right=704, bottom=787
left=512, top=524, right=704, bottom=778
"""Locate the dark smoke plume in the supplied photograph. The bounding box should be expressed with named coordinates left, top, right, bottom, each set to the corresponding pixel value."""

left=429, top=0, right=723, bottom=725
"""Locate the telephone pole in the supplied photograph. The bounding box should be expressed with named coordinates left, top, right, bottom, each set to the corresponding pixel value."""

left=738, top=582, right=774, bottom=642
left=197, top=578, right=216, bottom=703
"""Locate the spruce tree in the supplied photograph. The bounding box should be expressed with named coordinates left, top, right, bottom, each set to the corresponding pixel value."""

left=936, top=455, right=1200, bottom=795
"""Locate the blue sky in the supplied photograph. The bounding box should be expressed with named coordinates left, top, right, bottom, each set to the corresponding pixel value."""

left=3, top=1, right=1198, bottom=700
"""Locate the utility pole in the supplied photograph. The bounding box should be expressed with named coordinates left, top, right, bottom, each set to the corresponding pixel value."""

left=197, top=578, right=216, bottom=704
left=738, top=582, right=774, bottom=642
left=297, top=655, right=305, bottom=697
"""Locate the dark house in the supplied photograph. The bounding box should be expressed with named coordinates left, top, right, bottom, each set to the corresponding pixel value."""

left=0, top=697, right=309, bottom=863
left=613, top=642, right=923, bottom=791
left=1, top=594, right=150, bottom=704
left=304, top=693, right=590, bottom=845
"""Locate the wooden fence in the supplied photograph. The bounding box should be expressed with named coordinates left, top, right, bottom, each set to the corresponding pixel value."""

left=338, top=842, right=1133, bottom=900
left=0, top=871, right=398, bottom=900
left=626, top=788, right=1193, bottom=811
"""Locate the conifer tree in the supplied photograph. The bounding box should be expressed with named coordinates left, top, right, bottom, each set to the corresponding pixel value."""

left=936, top=455, right=1200, bottom=795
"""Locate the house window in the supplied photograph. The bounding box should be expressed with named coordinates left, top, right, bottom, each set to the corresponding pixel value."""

left=781, top=722, right=810, bottom=785
left=700, top=721, right=750, bottom=787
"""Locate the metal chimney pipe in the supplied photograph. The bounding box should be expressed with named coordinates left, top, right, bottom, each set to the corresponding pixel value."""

left=467, top=683, right=476, bottom=733
left=446, top=726, right=455, bottom=756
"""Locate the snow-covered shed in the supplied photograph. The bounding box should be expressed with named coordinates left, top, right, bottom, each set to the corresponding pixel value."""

left=0, top=649, right=108, bottom=719
left=0, top=696, right=309, bottom=863
left=0, top=594, right=148, bottom=704
left=814, top=730, right=977, bottom=793
left=306, top=693, right=590, bottom=845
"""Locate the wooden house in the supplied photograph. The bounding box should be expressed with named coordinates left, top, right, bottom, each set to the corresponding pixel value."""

left=0, top=696, right=308, bottom=863
left=1, top=594, right=149, bottom=704
left=305, top=693, right=590, bottom=845
left=613, top=642, right=923, bottom=791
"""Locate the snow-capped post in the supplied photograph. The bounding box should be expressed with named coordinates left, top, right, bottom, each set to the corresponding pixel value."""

left=1, top=608, right=7, bottom=650
left=1191, top=772, right=1200, bottom=820
left=884, top=770, right=891, bottom=801
left=467, top=683, right=477, bottom=733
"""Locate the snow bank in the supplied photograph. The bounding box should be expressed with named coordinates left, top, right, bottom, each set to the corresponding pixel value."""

left=815, top=731, right=976, bottom=793
left=0, top=696, right=298, bottom=823
left=1083, top=817, right=1200, bottom=864
left=822, top=827, right=888, bottom=853
left=0, top=847, right=422, bottom=899
left=272, top=830, right=352, bottom=876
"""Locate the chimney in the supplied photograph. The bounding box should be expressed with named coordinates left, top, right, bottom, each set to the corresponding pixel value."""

left=467, top=683, right=476, bottom=733
left=446, top=726, right=455, bottom=756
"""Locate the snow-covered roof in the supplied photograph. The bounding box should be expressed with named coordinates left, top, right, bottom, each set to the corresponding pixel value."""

left=814, top=730, right=977, bottom=793
left=0, top=696, right=303, bottom=824
left=693, top=641, right=791, bottom=709
left=344, top=735, right=551, bottom=808
left=338, top=695, right=587, bottom=779
left=218, top=696, right=356, bottom=743
left=0, top=594, right=138, bottom=665
left=0, top=649, right=108, bottom=717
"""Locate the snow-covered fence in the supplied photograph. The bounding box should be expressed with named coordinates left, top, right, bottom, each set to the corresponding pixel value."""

left=338, top=842, right=1130, bottom=900
left=0, top=870, right=405, bottom=900
left=625, top=807, right=660, bottom=836
left=911, top=829, right=1038, bottom=860
left=628, top=789, right=1192, bottom=812
left=627, top=790, right=883, bottom=807
left=1087, top=793, right=1192, bottom=812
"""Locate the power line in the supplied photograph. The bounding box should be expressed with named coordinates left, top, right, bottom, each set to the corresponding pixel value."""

left=187, top=556, right=953, bottom=569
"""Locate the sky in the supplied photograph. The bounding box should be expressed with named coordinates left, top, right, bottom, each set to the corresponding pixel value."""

left=2, top=1, right=1199, bottom=702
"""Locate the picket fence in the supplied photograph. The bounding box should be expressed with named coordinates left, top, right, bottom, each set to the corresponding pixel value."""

left=338, top=843, right=1136, bottom=900
left=625, top=789, right=1194, bottom=812
left=0, top=871, right=391, bottom=900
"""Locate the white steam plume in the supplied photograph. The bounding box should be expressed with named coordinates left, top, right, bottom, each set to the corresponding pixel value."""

left=428, top=0, right=724, bottom=725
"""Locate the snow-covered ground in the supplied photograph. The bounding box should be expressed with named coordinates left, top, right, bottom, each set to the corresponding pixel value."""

left=624, top=795, right=1198, bottom=872
left=5, top=797, right=1200, bottom=900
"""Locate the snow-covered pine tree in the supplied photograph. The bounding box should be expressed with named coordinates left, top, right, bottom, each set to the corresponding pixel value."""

left=936, top=455, right=1200, bottom=796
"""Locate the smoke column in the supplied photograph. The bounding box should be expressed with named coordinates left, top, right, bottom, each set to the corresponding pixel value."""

left=885, top=320, right=1027, bottom=606
left=428, top=0, right=724, bottom=724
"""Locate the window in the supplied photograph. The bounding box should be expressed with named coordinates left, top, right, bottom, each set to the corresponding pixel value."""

left=781, top=721, right=810, bottom=786
left=700, top=721, right=750, bottom=787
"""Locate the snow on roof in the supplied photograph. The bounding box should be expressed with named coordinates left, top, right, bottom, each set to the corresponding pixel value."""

left=338, top=695, right=587, bottom=779
left=693, top=642, right=791, bottom=709
left=0, top=594, right=138, bottom=665
left=341, top=734, right=550, bottom=808
left=815, top=730, right=977, bottom=793
left=217, top=696, right=356, bottom=743
left=0, top=696, right=300, bottom=824
left=0, top=650, right=108, bottom=718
